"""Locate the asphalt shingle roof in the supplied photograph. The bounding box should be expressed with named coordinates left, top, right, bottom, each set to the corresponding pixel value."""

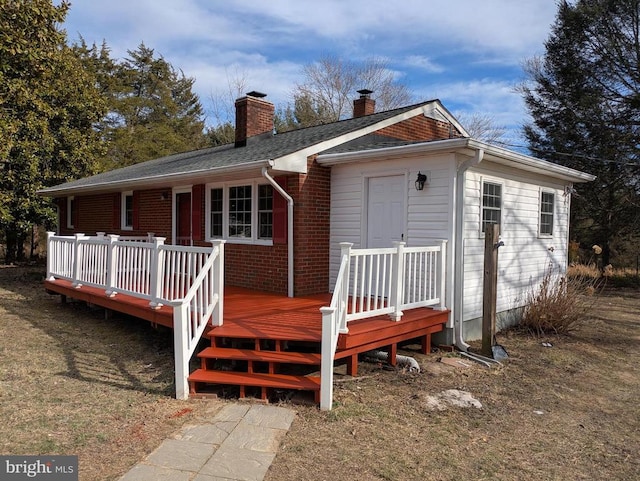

left=41, top=101, right=434, bottom=193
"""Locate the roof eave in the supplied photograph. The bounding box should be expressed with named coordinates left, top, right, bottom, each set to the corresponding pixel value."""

left=38, top=159, right=275, bottom=197
left=317, top=137, right=596, bottom=183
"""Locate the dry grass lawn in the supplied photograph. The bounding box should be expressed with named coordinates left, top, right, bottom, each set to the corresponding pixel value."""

left=1, top=265, right=638, bottom=480
left=267, top=290, right=640, bottom=481
left=0, top=265, right=223, bottom=480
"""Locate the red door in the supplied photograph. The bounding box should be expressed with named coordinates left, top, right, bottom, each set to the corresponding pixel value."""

left=176, top=192, right=192, bottom=245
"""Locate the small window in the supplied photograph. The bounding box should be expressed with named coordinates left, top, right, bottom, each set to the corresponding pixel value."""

left=210, top=188, right=223, bottom=237
left=122, top=192, right=134, bottom=230
left=229, top=185, right=252, bottom=238
left=540, top=191, right=554, bottom=236
left=258, top=184, right=273, bottom=239
left=481, top=181, right=502, bottom=233
left=67, top=196, right=75, bottom=229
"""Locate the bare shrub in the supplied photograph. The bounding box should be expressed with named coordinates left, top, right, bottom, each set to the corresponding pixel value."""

left=521, top=266, right=598, bottom=336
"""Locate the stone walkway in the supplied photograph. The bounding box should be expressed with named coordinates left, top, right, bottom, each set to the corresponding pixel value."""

left=119, top=404, right=295, bottom=481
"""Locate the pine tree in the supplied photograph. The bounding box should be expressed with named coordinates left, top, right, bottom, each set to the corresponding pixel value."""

left=519, top=0, right=640, bottom=265
left=76, top=42, right=207, bottom=169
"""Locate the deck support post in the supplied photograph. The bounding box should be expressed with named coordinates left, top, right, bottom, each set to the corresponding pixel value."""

left=346, top=354, right=358, bottom=376
left=149, top=236, right=166, bottom=308
left=390, top=242, right=406, bottom=321
left=387, top=343, right=397, bottom=366
left=421, top=333, right=431, bottom=354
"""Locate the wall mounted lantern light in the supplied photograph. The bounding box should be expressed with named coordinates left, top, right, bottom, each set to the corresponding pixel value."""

left=415, top=171, right=428, bottom=191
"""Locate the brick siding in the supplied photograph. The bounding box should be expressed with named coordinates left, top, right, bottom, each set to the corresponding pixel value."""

left=377, top=116, right=462, bottom=141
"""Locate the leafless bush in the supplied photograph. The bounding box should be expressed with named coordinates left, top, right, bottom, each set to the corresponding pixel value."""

left=521, top=267, right=598, bottom=336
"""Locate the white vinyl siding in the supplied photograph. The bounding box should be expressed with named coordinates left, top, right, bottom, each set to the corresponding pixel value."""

left=328, top=153, right=454, bottom=289
left=462, top=168, right=569, bottom=323
left=327, top=150, right=573, bottom=341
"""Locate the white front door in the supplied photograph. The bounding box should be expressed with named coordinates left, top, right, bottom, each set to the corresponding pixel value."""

left=367, top=175, right=406, bottom=248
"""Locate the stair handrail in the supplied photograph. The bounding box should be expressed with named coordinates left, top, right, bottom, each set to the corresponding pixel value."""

left=172, top=240, right=225, bottom=400
left=319, top=242, right=352, bottom=410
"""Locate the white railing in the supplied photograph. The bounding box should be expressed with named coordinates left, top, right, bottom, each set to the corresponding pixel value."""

left=46, top=232, right=224, bottom=400
left=171, top=241, right=224, bottom=400
left=319, top=244, right=351, bottom=410
left=319, top=240, right=447, bottom=410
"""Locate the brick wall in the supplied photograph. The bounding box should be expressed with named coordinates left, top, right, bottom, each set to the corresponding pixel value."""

left=57, top=188, right=172, bottom=238
left=225, top=243, right=288, bottom=293
left=137, top=189, right=172, bottom=239
left=291, top=156, right=331, bottom=296
left=377, top=116, right=462, bottom=141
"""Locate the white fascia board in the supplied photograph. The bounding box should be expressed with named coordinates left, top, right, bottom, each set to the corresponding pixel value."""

left=272, top=102, right=442, bottom=173
left=38, top=160, right=274, bottom=197
left=317, top=137, right=596, bottom=184
left=468, top=139, right=596, bottom=183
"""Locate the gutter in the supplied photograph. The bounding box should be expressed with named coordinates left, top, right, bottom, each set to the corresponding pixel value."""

left=262, top=167, right=294, bottom=298
left=453, top=148, right=484, bottom=351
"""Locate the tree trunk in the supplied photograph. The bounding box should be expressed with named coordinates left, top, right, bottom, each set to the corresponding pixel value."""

left=4, top=229, right=17, bottom=264
left=16, top=230, right=27, bottom=262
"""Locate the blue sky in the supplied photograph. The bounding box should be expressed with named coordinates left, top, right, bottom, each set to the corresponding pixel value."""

left=62, top=0, right=559, bottom=147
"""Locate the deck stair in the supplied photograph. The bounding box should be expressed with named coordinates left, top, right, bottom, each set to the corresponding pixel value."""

left=187, top=304, right=449, bottom=402
left=188, top=326, right=323, bottom=402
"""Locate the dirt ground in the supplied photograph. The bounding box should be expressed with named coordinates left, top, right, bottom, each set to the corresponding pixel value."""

left=1, top=265, right=638, bottom=480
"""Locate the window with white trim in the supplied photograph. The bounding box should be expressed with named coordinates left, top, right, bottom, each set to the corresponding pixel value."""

left=67, top=196, right=75, bottom=229
left=481, top=181, right=502, bottom=233
left=208, top=183, right=274, bottom=242
left=258, top=184, right=273, bottom=239
left=209, top=188, right=223, bottom=238
left=539, top=191, right=554, bottom=236
left=122, top=191, right=134, bottom=230
left=229, top=185, right=252, bottom=238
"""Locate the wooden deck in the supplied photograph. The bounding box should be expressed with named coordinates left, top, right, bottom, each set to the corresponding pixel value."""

left=44, top=280, right=449, bottom=403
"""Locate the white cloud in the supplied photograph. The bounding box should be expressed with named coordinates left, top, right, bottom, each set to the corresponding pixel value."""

left=402, top=55, right=445, bottom=74
left=424, top=79, right=528, bottom=144
left=62, top=0, right=556, bottom=139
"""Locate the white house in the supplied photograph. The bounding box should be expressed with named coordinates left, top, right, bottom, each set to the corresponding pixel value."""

left=319, top=137, right=594, bottom=348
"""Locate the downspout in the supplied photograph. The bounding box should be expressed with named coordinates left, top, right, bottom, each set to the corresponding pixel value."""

left=262, top=167, right=294, bottom=298
left=453, top=148, right=484, bottom=351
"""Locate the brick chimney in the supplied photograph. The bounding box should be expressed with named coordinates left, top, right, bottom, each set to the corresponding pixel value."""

left=353, top=89, right=375, bottom=118
left=235, top=91, right=274, bottom=147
